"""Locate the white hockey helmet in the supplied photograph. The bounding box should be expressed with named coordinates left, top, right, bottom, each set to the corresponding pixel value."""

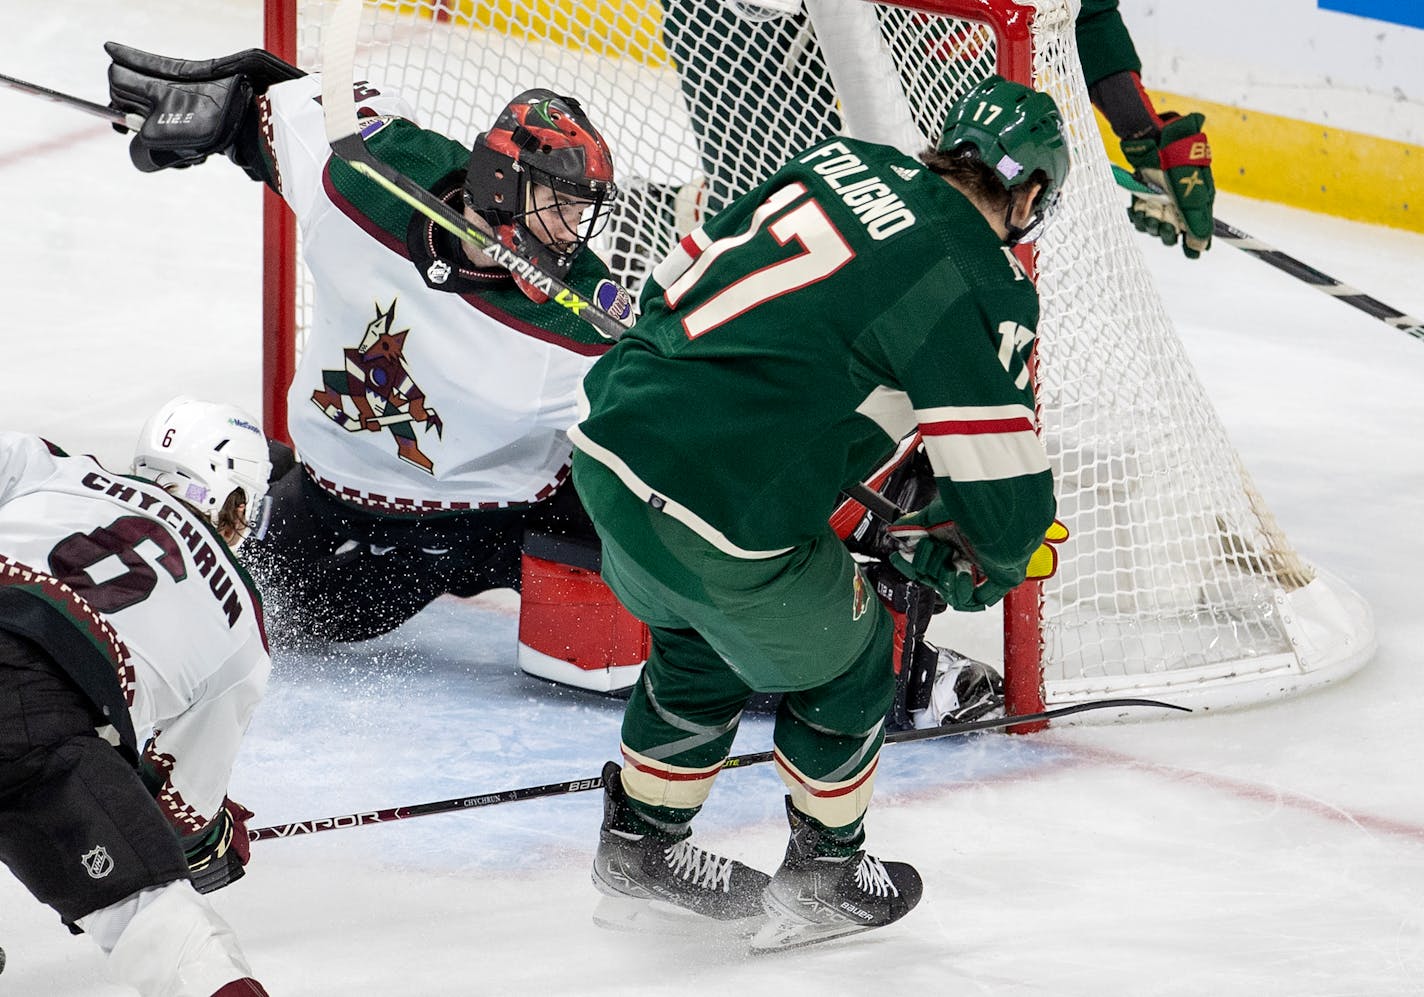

left=132, top=396, right=272, bottom=539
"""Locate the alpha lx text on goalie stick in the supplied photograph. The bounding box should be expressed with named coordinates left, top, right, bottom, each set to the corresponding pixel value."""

left=319, top=0, right=635, bottom=341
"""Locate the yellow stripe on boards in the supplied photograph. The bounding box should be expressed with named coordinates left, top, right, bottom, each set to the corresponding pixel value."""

left=443, top=0, right=672, bottom=66
left=1098, top=91, right=1424, bottom=234
left=386, top=3, right=1423, bottom=232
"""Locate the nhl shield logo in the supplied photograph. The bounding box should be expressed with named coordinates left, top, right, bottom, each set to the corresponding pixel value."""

left=426, top=259, right=452, bottom=285
left=81, top=845, right=114, bottom=879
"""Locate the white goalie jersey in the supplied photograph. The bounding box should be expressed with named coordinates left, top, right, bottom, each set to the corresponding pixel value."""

left=261, top=74, right=610, bottom=514
left=0, top=433, right=269, bottom=832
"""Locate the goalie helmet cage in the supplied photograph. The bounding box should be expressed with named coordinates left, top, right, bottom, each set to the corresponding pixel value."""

left=262, top=0, right=1375, bottom=724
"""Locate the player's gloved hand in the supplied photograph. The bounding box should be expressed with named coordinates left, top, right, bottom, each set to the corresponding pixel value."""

left=1120, top=112, right=1215, bottom=258
left=886, top=498, right=1012, bottom=612
left=105, top=42, right=304, bottom=173
left=181, top=797, right=254, bottom=895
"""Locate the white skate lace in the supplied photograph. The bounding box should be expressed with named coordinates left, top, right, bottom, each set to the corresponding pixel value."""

left=854, top=855, right=899, bottom=898
left=663, top=839, right=735, bottom=892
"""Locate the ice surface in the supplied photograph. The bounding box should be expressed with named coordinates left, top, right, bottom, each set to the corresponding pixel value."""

left=3, top=1, right=1424, bottom=993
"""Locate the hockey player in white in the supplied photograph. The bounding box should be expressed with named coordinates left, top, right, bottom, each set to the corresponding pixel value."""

left=104, top=45, right=625, bottom=648
left=0, top=399, right=272, bottom=997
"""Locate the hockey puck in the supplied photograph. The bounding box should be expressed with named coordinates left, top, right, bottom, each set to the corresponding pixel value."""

left=1, top=943, right=6, bottom=974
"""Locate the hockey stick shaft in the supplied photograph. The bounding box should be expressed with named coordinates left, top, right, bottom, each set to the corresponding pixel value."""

left=0, top=71, right=145, bottom=131
left=1111, top=164, right=1424, bottom=343
left=247, top=695, right=1187, bottom=841
left=845, top=480, right=904, bottom=524
left=320, top=0, right=632, bottom=341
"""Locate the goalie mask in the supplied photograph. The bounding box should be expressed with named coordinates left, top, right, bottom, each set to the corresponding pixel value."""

left=463, top=89, right=617, bottom=299
left=132, top=397, right=272, bottom=545
left=938, top=75, right=1070, bottom=245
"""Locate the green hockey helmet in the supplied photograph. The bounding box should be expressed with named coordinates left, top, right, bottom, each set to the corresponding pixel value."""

left=938, top=75, right=1070, bottom=243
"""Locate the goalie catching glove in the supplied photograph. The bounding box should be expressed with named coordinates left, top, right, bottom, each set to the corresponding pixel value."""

left=105, top=42, right=305, bottom=174
left=180, top=797, right=254, bottom=895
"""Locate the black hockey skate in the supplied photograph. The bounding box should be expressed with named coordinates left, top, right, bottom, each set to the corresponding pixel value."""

left=751, top=798, right=923, bottom=953
left=591, top=762, right=771, bottom=936
left=912, top=646, right=1006, bottom=729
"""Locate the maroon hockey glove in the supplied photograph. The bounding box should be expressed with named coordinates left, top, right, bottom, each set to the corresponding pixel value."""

left=182, top=797, right=255, bottom=895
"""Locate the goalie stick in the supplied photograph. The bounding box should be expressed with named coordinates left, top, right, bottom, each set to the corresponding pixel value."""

left=0, top=71, right=145, bottom=131
left=247, top=695, right=1189, bottom=842
left=842, top=480, right=945, bottom=722
left=1112, top=164, right=1424, bottom=344
left=320, top=0, right=634, bottom=341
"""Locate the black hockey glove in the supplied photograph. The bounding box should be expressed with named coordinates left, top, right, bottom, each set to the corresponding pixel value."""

left=181, top=797, right=254, bottom=895
left=105, top=42, right=304, bottom=174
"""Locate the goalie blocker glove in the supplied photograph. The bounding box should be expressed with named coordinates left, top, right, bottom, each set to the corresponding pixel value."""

left=105, top=42, right=305, bottom=175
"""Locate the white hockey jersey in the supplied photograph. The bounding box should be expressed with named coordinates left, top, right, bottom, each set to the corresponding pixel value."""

left=0, top=433, right=269, bottom=832
left=262, top=75, right=612, bottom=514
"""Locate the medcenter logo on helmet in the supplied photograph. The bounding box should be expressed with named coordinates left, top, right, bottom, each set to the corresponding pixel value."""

left=798, top=141, right=917, bottom=240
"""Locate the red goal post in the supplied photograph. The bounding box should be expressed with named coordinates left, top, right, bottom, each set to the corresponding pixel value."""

left=262, top=0, right=1374, bottom=722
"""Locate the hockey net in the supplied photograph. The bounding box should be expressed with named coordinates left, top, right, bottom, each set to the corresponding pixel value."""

left=266, top=0, right=1374, bottom=719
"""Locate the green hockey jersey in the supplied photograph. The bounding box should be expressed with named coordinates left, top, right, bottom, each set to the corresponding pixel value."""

left=571, top=136, right=1054, bottom=589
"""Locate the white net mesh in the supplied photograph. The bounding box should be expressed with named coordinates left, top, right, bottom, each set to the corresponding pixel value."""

left=283, top=0, right=1371, bottom=709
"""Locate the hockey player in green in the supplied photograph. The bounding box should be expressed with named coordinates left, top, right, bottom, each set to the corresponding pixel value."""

left=571, top=77, right=1070, bottom=950
left=1078, top=0, right=1216, bottom=257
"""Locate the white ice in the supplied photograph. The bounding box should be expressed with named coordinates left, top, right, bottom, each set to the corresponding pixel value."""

left=3, top=1, right=1424, bottom=994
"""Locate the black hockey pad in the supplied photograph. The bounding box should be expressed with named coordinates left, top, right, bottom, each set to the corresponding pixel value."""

left=104, top=42, right=305, bottom=93
left=266, top=439, right=296, bottom=485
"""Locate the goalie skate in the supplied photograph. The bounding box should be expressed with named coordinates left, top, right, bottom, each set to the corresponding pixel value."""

left=750, top=799, right=922, bottom=953
left=911, top=647, right=1005, bottom=729
left=591, top=762, right=771, bottom=936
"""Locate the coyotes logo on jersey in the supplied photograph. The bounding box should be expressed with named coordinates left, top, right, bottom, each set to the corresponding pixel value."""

left=310, top=299, right=444, bottom=473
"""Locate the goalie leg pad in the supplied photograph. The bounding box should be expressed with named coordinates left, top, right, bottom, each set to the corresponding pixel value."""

left=517, top=533, right=648, bottom=692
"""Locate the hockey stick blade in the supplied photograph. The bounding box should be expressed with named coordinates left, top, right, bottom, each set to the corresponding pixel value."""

left=1111, top=164, right=1424, bottom=343
left=247, top=696, right=1187, bottom=842
left=320, top=0, right=632, bottom=341
left=0, top=71, right=145, bottom=131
